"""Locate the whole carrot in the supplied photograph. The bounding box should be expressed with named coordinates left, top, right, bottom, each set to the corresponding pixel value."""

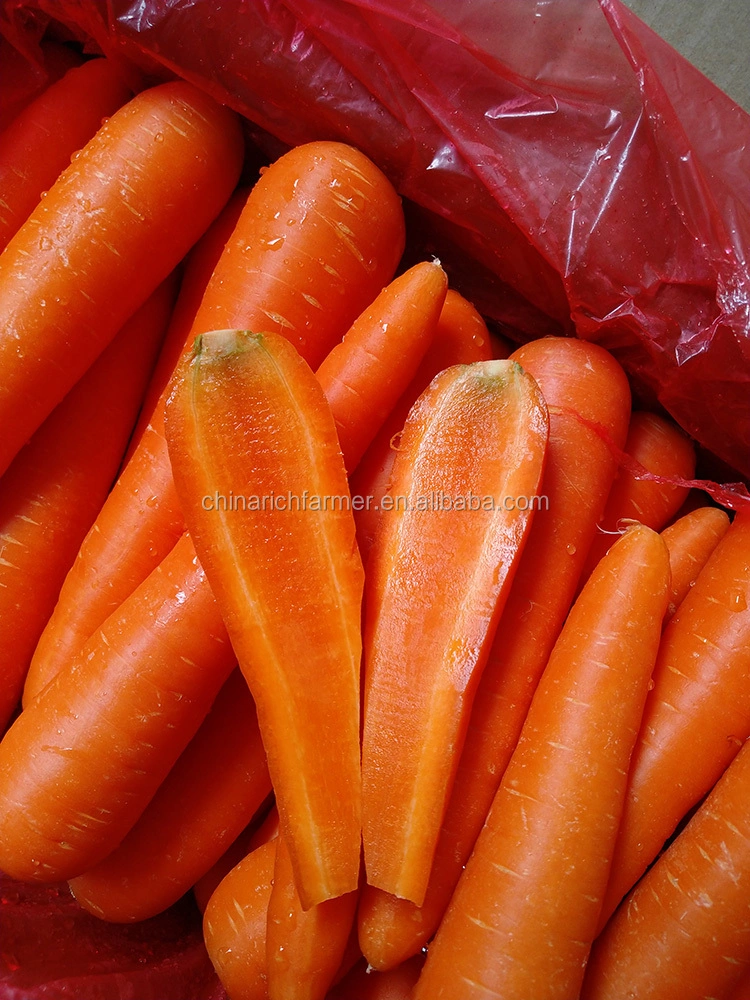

left=0, top=39, right=82, bottom=133
left=0, top=532, right=234, bottom=882
left=415, top=525, right=671, bottom=1000
left=69, top=668, right=271, bottom=922
left=0, top=79, right=243, bottom=478
left=661, top=505, right=730, bottom=619
left=194, top=806, right=279, bottom=914
left=583, top=737, right=750, bottom=1000
left=359, top=339, right=630, bottom=966
left=599, top=509, right=750, bottom=927
left=166, top=329, right=364, bottom=908
left=0, top=58, right=131, bottom=253
left=362, top=359, right=548, bottom=907
left=0, top=276, right=174, bottom=730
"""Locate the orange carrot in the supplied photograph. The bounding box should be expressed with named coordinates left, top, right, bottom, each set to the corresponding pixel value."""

left=661, top=506, right=730, bottom=619
left=194, top=806, right=279, bottom=914
left=0, top=532, right=234, bottom=882
left=316, top=260, right=446, bottom=471
left=362, top=359, right=548, bottom=907
left=267, top=836, right=359, bottom=1000
left=0, top=58, right=131, bottom=253
left=0, top=276, right=174, bottom=731
left=579, top=410, right=696, bottom=582
left=415, top=525, right=670, bottom=1000
left=165, top=329, right=364, bottom=908
left=358, top=338, right=632, bottom=968
left=0, top=39, right=83, bottom=133
left=0, top=80, right=243, bottom=478
left=327, top=956, right=425, bottom=1000
left=351, top=288, right=492, bottom=562
left=600, top=509, right=750, bottom=928
left=583, top=736, right=750, bottom=1000
left=68, top=668, right=271, bottom=922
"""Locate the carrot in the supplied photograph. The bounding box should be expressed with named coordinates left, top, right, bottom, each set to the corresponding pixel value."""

left=351, top=288, right=493, bottom=562
left=68, top=668, right=271, bottom=922
left=0, top=531, right=235, bottom=882
left=267, top=835, right=359, bottom=1000
left=327, top=956, right=425, bottom=1000
left=414, top=525, right=671, bottom=1000
left=599, top=509, right=750, bottom=928
left=661, top=505, right=731, bottom=619
left=203, top=839, right=278, bottom=1000
left=0, top=39, right=83, bottom=133
left=582, top=737, right=750, bottom=1000
left=579, top=410, right=696, bottom=582
left=362, top=359, right=548, bottom=907
left=194, top=806, right=279, bottom=914
left=27, top=141, right=404, bottom=700
left=0, top=79, right=243, bottom=479
left=0, top=276, right=175, bottom=731
left=22, top=188, right=249, bottom=705
left=0, top=58, right=131, bottom=253
left=358, top=338, right=632, bottom=968
left=315, top=260, right=446, bottom=471
left=165, top=329, right=364, bottom=908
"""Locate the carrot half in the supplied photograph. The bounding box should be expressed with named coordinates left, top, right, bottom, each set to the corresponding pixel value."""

left=599, top=509, right=750, bottom=927
left=316, top=260, right=447, bottom=472
left=415, top=526, right=671, bottom=1000
left=362, top=359, right=548, bottom=907
left=0, top=58, right=131, bottom=253
left=661, top=505, right=730, bottom=619
left=0, top=79, right=243, bottom=478
left=68, top=668, right=271, bottom=922
left=583, top=737, right=750, bottom=1000
left=0, top=276, right=174, bottom=731
left=0, top=532, right=234, bottom=882
left=266, top=835, right=359, bottom=1000
left=165, top=330, right=364, bottom=908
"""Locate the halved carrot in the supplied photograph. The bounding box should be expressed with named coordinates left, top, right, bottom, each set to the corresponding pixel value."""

left=661, top=505, right=730, bottom=619
left=362, top=359, right=548, bottom=907
left=68, top=668, right=271, bottom=922
left=0, top=79, right=243, bottom=478
left=194, top=806, right=279, bottom=914
left=415, top=525, right=670, bottom=1000
left=599, top=509, right=750, bottom=927
left=0, top=58, right=131, bottom=253
left=358, top=337, right=631, bottom=967
left=0, top=275, right=175, bottom=731
left=165, top=329, right=364, bottom=908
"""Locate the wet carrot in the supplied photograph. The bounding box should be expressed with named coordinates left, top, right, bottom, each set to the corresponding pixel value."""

left=415, top=526, right=670, bottom=1000
left=194, top=806, right=279, bottom=914
left=362, top=359, right=548, bottom=907
left=661, top=506, right=731, bottom=619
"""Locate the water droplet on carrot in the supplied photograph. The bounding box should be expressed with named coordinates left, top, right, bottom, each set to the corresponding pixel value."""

left=154, top=132, right=164, bottom=143
left=566, top=544, right=577, bottom=555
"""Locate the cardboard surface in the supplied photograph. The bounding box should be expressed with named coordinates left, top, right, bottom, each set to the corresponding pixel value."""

left=623, top=0, right=750, bottom=110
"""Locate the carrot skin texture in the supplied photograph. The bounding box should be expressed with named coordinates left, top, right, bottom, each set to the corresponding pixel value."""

left=0, top=80, right=243, bottom=478
left=661, top=505, right=730, bottom=619
left=359, top=339, right=630, bottom=965
left=583, top=738, right=750, bottom=1000
left=362, top=359, right=549, bottom=907
left=68, top=668, right=271, bottom=922
left=166, top=330, right=364, bottom=909
left=415, top=525, right=671, bottom=1000
left=0, top=58, right=131, bottom=253
left=267, top=836, right=358, bottom=1000
left=599, top=509, right=750, bottom=927
left=0, top=532, right=234, bottom=882
left=0, top=276, right=175, bottom=730
left=316, top=261, right=446, bottom=472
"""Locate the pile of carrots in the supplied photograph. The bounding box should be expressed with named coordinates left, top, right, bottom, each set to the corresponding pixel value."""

left=1, top=51, right=750, bottom=1000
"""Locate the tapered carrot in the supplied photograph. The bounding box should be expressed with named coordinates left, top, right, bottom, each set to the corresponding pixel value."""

left=351, top=288, right=492, bottom=562
left=415, top=525, right=671, bottom=1000
left=579, top=410, right=696, bottom=582
left=661, top=506, right=730, bottom=619
left=27, top=141, right=404, bottom=699
left=0, top=79, right=243, bottom=478
left=599, top=510, right=750, bottom=928
left=316, top=260, right=446, bottom=471
left=194, top=806, right=279, bottom=914
left=362, top=359, right=548, bottom=907
left=0, top=39, right=83, bottom=133
left=267, top=836, right=359, bottom=1000
left=0, top=276, right=174, bottom=731
left=0, top=58, right=131, bottom=253
left=327, top=956, right=425, bottom=1000
left=166, top=329, right=364, bottom=908
left=69, top=668, right=271, bottom=922
left=583, top=737, right=750, bottom=1000
left=0, top=532, right=234, bottom=882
